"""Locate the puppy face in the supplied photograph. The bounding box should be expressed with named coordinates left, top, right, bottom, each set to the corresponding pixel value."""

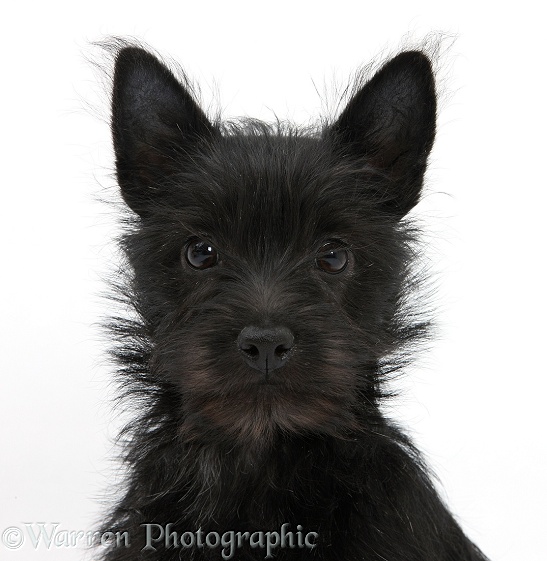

left=111, top=47, right=436, bottom=445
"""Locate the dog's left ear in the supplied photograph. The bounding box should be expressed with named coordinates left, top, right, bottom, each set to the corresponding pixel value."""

left=330, top=51, right=436, bottom=217
left=111, top=47, right=218, bottom=216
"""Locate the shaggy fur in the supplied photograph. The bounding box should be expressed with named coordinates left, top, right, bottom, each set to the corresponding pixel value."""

left=100, top=43, right=489, bottom=561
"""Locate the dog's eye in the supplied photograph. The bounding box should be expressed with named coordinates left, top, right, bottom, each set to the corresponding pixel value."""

left=316, top=243, right=349, bottom=274
left=184, top=238, right=219, bottom=270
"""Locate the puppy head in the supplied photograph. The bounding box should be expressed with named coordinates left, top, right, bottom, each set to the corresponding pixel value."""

left=111, top=46, right=436, bottom=446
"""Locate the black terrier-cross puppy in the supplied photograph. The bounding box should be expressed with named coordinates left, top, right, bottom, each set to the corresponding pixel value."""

left=100, top=43, right=489, bottom=560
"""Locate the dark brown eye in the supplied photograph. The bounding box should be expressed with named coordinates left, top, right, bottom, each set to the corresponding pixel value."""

left=316, top=243, right=349, bottom=274
left=184, top=238, right=218, bottom=270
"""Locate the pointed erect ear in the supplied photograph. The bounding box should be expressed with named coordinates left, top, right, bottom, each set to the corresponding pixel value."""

left=111, top=47, right=218, bottom=216
left=330, top=51, right=436, bottom=217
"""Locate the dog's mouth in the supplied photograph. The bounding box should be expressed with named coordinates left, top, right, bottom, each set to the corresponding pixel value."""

left=255, top=375, right=282, bottom=386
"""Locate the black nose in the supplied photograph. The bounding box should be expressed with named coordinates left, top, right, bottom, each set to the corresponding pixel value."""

left=237, top=326, right=294, bottom=374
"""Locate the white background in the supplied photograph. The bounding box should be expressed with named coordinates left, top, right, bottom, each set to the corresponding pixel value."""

left=1, top=2, right=545, bottom=560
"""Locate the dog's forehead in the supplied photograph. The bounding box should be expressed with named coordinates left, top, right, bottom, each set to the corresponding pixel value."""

left=188, top=134, right=352, bottom=247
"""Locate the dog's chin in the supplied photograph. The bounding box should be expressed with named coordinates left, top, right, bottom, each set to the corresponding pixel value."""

left=168, top=346, right=360, bottom=447
left=178, top=370, right=358, bottom=448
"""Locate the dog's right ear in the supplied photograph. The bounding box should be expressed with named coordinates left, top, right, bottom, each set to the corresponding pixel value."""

left=112, top=47, right=217, bottom=216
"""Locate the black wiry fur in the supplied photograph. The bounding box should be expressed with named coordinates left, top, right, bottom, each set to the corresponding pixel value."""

left=99, top=42, right=489, bottom=561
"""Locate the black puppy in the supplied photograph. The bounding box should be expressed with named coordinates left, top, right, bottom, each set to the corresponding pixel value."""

left=101, top=44, right=489, bottom=561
